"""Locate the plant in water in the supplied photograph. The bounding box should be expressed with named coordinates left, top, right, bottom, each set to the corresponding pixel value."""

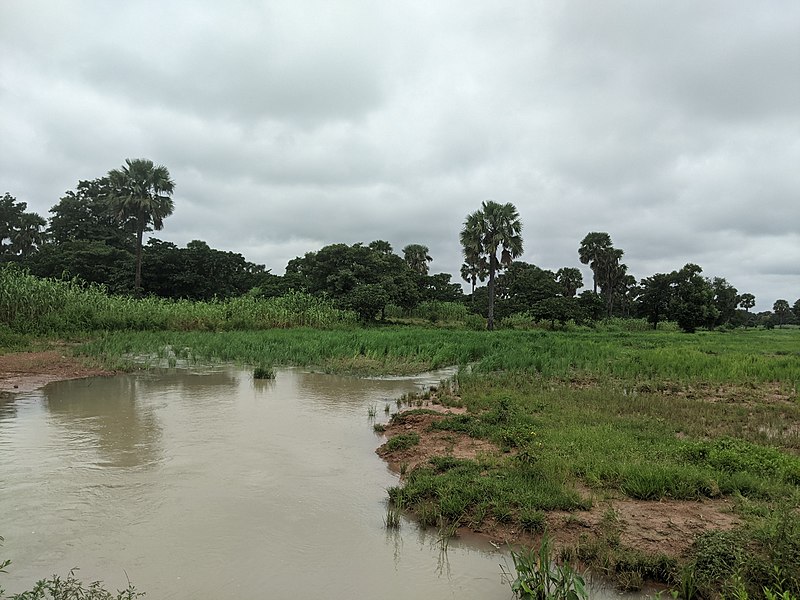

left=501, top=533, right=587, bottom=600
left=367, top=404, right=377, bottom=418
left=253, top=364, right=275, bottom=379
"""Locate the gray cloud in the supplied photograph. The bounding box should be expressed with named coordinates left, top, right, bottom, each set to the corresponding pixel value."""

left=1, top=0, right=798, bottom=312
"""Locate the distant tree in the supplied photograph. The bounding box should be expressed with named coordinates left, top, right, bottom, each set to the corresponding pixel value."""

left=670, top=264, right=718, bottom=333
left=284, top=241, right=419, bottom=315
left=460, top=201, right=523, bottom=330
left=793, top=299, right=800, bottom=322
left=11, top=212, right=47, bottom=259
left=638, top=273, right=673, bottom=329
left=773, top=299, right=791, bottom=328
left=739, top=293, right=756, bottom=313
left=710, top=277, right=739, bottom=327
left=402, top=244, right=432, bottom=275
left=531, top=296, right=581, bottom=329
left=578, top=232, right=613, bottom=294
left=106, top=158, right=175, bottom=295
left=345, top=283, right=390, bottom=322
left=555, top=267, right=583, bottom=298
left=460, top=253, right=487, bottom=296
left=495, top=261, right=559, bottom=318
left=419, top=273, right=463, bottom=303
left=368, top=240, right=393, bottom=255
left=577, top=290, right=605, bottom=321
left=0, top=192, right=47, bottom=260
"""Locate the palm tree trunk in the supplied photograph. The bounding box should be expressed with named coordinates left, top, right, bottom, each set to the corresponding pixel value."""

left=487, top=255, right=496, bottom=331
left=134, top=225, right=144, bottom=296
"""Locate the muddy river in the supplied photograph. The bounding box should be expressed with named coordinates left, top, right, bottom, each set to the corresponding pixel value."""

left=1, top=367, right=632, bottom=598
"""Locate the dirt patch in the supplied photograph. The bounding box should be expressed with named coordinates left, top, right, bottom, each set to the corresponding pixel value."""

left=0, top=350, right=114, bottom=394
left=376, top=405, right=741, bottom=562
left=376, top=409, right=494, bottom=472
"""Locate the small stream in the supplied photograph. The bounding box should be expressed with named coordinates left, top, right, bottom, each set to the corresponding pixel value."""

left=0, top=367, right=641, bottom=599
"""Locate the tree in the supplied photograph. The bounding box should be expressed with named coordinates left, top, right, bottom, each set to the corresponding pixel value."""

left=494, top=261, right=559, bottom=318
left=793, top=299, right=800, bottom=322
left=670, top=264, right=718, bottom=333
left=460, top=200, right=523, bottom=330
left=637, top=273, right=673, bottom=329
left=555, top=267, right=583, bottom=298
left=773, top=299, right=791, bottom=328
left=739, top=293, right=756, bottom=313
left=0, top=192, right=47, bottom=260
left=402, top=244, right=432, bottom=275
left=460, top=252, right=487, bottom=296
left=106, top=158, right=176, bottom=295
left=578, top=232, right=613, bottom=294
left=710, top=277, right=739, bottom=327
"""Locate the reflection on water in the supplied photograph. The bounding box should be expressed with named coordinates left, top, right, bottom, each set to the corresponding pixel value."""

left=0, top=367, right=633, bottom=599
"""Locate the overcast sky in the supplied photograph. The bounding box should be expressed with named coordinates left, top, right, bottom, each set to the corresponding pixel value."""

left=1, top=1, right=798, bottom=310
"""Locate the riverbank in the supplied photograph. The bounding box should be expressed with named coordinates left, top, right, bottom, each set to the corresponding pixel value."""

left=0, top=349, right=113, bottom=394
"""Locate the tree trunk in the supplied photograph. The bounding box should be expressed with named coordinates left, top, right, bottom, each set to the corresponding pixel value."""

left=487, top=255, right=496, bottom=331
left=134, top=224, right=144, bottom=297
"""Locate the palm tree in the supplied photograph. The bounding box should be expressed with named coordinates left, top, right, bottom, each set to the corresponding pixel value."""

left=11, top=212, right=47, bottom=259
left=578, top=232, right=613, bottom=294
left=460, top=200, right=523, bottom=330
left=402, top=244, right=433, bottom=275
left=460, top=254, right=487, bottom=296
left=106, top=158, right=175, bottom=295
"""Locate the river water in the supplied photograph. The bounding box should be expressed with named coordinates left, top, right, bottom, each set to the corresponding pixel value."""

left=1, top=367, right=633, bottom=599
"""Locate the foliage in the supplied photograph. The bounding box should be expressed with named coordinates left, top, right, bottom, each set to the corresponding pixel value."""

left=0, top=192, right=47, bottom=261
left=384, top=432, right=421, bottom=452
left=106, top=158, right=175, bottom=295
left=402, top=243, right=432, bottom=275
left=501, top=534, right=587, bottom=600
left=773, top=300, right=791, bottom=328
left=0, top=267, right=356, bottom=334
left=669, top=264, right=719, bottom=333
left=4, top=570, right=143, bottom=600
left=461, top=200, right=523, bottom=330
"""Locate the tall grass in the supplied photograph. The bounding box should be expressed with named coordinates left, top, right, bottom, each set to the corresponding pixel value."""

left=0, top=267, right=356, bottom=334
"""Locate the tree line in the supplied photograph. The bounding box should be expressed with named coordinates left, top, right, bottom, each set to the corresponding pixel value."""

left=2, top=160, right=797, bottom=331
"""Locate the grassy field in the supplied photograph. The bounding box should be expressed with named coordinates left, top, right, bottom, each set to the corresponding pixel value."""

left=2, top=268, right=799, bottom=597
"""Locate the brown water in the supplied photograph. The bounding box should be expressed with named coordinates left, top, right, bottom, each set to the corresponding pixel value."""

left=0, top=367, right=635, bottom=599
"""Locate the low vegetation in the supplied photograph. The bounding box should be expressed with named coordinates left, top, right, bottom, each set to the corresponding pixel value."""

left=2, top=268, right=799, bottom=597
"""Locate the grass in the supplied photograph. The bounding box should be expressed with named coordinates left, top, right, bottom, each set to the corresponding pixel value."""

left=3, top=270, right=800, bottom=594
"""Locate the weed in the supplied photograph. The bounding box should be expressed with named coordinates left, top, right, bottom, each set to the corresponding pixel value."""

left=253, top=364, right=275, bottom=379
left=384, top=433, right=420, bottom=452
left=500, top=533, right=587, bottom=599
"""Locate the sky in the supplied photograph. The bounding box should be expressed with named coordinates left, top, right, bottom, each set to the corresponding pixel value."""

left=1, top=1, right=798, bottom=311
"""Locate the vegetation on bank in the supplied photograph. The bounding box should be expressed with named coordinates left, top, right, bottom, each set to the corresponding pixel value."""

left=2, top=267, right=800, bottom=597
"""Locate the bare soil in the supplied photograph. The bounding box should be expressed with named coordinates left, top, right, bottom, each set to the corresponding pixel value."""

left=0, top=350, right=114, bottom=394
left=376, top=404, right=740, bottom=560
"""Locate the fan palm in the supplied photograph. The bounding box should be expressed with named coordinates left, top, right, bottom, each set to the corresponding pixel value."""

left=107, top=158, right=175, bottom=295
left=460, top=200, right=523, bottom=330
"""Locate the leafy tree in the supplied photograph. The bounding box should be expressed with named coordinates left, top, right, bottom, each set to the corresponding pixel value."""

left=793, top=299, right=800, bottom=322
left=638, top=273, right=673, bottom=329
left=284, top=241, right=419, bottom=315
left=710, top=277, right=739, bottom=326
left=106, top=158, right=176, bottom=295
left=531, top=296, right=581, bottom=329
left=578, top=290, right=605, bottom=321
left=402, top=244, right=432, bottom=275
left=555, top=267, right=583, bottom=298
left=578, top=232, right=613, bottom=294
left=773, top=299, right=791, bottom=328
left=460, top=200, right=523, bottom=330
left=495, top=261, right=559, bottom=318
left=670, top=264, right=718, bottom=333
left=47, top=179, right=130, bottom=248
left=345, top=283, right=390, bottom=322
left=419, top=273, right=463, bottom=303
